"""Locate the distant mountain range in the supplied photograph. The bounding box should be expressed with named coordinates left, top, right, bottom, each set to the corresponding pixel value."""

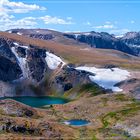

left=7, top=29, right=140, bottom=57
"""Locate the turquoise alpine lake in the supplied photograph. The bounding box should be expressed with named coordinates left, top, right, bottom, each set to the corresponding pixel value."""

left=63, top=119, right=90, bottom=126
left=0, top=96, right=69, bottom=107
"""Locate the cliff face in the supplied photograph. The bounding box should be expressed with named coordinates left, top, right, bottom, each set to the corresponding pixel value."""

left=0, top=37, right=49, bottom=96
left=0, top=36, right=98, bottom=97
left=120, top=32, right=140, bottom=56
left=0, top=38, right=22, bottom=82
left=0, top=38, right=47, bottom=83
left=69, top=32, right=140, bottom=56
left=77, top=33, right=136, bottom=55
left=63, top=31, right=140, bottom=57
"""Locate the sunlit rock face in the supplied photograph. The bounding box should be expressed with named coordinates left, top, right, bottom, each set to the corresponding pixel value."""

left=0, top=37, right=67, bottom=97
left=0, top=38, right=47, bottom=83
left=0, top=37, right=64, bottom=83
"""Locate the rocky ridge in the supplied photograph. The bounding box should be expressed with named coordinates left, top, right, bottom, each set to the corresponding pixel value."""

left=8, top=29, right=140, bottom=57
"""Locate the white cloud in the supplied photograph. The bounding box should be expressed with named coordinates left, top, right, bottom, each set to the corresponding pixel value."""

left=130, top=20, right=135, bottom=24
left=40, top=15, right=74, bottom=25
left=0, top=0, right=46, bottom=30
left=0, top=16, right=37, bottom=31
left=0, top=0, right=46, bottom=14
left=92, top=24, right=116, bottom=29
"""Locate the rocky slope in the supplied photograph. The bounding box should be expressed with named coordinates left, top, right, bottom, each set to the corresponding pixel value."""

left=67, top=31, right=140, bottom=56
left=0, top=34, right=103, bottom=98
left=0, top=94, right=140, bottom=139
left=0, top=31, right=140, bottom=98
left=8, top=29, right=140, bottom=57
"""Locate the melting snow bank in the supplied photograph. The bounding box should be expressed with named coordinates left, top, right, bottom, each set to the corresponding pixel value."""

left=76, top=66, right=130, bottom=92
left=17, top=32, right=23, bottom=35
left=45, top=52, right=65, bottom=70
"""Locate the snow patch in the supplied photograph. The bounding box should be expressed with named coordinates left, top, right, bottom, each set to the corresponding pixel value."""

left=63, top=121, right=70, bottom=125
left=83, top=32, right=91, bottom=35
left=115, top=34, right=124, bottom=38
left=45, top=52, right=65, bottom=70
left=17, top=32, right=22, bottom=35
left=13, top=42, right=19, bottom=46
left=74, top=32, right=90, bottom=38
left=76, top=66, right=130, bottom=92
left=8, top=30, right=12, bottom=33
left=13, top=42, right=29, bottom=49
left=11, top=47, right=29, bottom=78
left=21, top=45, right=29, bottom=49
left=74, top=34, right=81, bottom=38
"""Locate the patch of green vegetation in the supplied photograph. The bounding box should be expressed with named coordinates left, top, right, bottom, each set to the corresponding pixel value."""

left=115, top=94, right=130, bottom=101
left=63, top=84, right=82, bottom=99
left=101, top=116, right=110, bottom=128
left=0, top=109, right=4, bottom=115
left=130, top=99, right=140, bottom=106
left=46, top=95, right=71, bottom=102
left=119, top=107, right=140, bottom=116
left=62, top=54, right=78, bottom=64
left=79, top=83, right=104, bottom=96
left=101, top=104, right=140, bottom=128
left=101, top=97, right=140, bottom=129
left=92, top=135, right=98, bottom=140
left=63, top=83, right=104, bottom=99
left=120, top=63, right=140, bottom=71
left=9, top=114, right=17, bottom=117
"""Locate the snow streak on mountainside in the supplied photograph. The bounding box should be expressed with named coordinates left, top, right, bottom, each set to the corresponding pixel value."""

left=11, top=44, right=29, bottom=79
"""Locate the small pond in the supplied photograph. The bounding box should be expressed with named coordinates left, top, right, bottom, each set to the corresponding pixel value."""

left=63, top=119, right=90, bottom=126
left=0, top=96, right=69, bottom=108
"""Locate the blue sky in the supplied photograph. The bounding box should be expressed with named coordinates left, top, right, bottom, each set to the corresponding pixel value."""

left=0, top=0, right=140, bottom=34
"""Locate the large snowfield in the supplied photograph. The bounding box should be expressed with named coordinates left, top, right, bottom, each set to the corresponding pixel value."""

left=76, top=66, right=130, bottom=92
